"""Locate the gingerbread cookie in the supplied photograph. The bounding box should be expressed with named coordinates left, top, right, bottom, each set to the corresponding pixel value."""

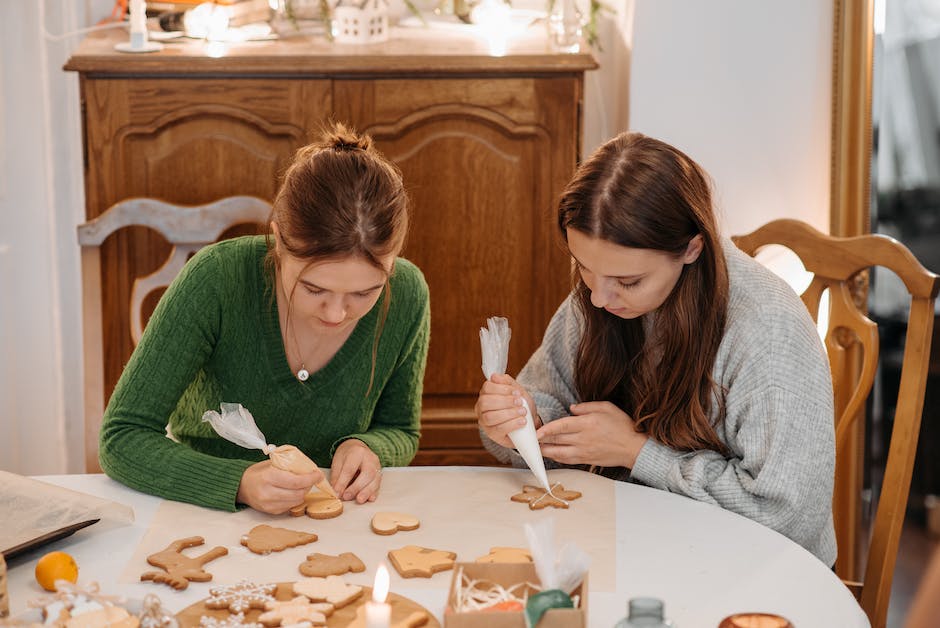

left=240, top=525, right=318, bottom=555
left=298, top=552, right=366, bottom=578
left=289, top=492, right=343, bottom=519
left=349, top=605, right=429, bottom=628
left=370, top=512, right=420, bottom=536
left=199, top=613, right=262, bottom=628
left=141, top=537, right=228, bottom=590
left=388, top=546, right=457, bottom=579
left=292, top=576, right=362, bottom=609
left=257, top=596, right=333, bottom=627
left=474, top=547, right=532, bottom=564
left=510, top=484, right=581, bottom=510
left=204, top=581, right=277, bottom=614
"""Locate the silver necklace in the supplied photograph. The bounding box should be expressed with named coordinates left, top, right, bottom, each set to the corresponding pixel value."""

left=287, top=311, right=311, bottom=382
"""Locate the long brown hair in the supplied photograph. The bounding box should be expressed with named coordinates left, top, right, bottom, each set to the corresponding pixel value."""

left=558, top=132, right=729, bottom=452
left=266, top=122, right=409, bottom=391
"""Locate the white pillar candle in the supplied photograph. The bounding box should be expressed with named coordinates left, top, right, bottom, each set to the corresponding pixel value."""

left=129, top=0, right=147, bottom=34
left=366, top=564, right=391, bottom=628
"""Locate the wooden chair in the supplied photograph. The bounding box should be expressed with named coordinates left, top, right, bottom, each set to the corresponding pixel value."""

left=77, top=196, right=272, bottom=474
left=732, top=219, right=940, bottom=628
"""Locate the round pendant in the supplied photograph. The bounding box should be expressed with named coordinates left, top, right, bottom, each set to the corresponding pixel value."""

left=297, top=368, right=309, bottom=382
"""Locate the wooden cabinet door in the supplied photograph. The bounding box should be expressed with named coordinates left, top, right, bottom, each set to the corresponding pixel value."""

left=81, top=77, right=331, bottom=404
left=335, top=77, right=581, bottom=464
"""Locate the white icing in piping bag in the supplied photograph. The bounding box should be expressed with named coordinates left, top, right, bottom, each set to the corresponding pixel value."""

left=480, top=317, right=552, bottom=494
left=510, top=397, right=551, bottom=492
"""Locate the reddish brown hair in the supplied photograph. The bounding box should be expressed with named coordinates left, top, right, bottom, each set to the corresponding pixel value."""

left=267, top=123, right=409, bottom=391
left=558, top=132, right=729, bottom=453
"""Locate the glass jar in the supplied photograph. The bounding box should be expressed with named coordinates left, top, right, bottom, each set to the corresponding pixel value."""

left=613, top=597, right=676, bottom=628
left=548, top=0, right=583, bottom=53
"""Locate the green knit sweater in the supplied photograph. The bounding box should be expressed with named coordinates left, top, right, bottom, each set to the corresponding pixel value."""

left=99, top=236, right=430, bottom=511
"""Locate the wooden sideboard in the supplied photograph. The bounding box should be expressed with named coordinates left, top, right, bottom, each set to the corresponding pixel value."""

left=65, top=27, right=597, bottom=467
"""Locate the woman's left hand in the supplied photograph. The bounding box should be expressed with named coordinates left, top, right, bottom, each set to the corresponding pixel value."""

left=536, top=401, right=649, bottom=469
left=330, top=439, right=382, bottom=503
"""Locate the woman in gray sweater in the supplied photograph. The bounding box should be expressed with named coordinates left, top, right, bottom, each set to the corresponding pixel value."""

left=476, top=132, right=837, bottom=566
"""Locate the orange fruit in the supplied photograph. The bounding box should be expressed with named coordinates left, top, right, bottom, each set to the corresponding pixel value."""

left=34, top=551, right=79, bottom=591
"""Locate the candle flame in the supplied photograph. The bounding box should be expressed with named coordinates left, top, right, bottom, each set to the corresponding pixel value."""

left=372, top=563, right=390, bottom=603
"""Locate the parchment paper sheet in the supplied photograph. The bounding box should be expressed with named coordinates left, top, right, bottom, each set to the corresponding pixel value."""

left=121, top=467, right=615, bottom=592
left=0, top=471, right=134, bottom=553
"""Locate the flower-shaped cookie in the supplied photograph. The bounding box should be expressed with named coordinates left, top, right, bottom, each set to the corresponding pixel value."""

left=204, top=581, right=277, bottom=614
left=257, top=596, right=333, bottom=627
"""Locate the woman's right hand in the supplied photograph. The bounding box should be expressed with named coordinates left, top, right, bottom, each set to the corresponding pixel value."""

left=474, top=373, right=541, bottom=448
left=236, top=460, right=323, bottom=514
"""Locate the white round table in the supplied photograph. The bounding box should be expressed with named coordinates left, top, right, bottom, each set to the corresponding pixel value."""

left=3, top=468, right=869, bottom=627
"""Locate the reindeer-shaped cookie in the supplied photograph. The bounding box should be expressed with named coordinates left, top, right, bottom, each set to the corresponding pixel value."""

left=141, top=536, right=228, bottom=590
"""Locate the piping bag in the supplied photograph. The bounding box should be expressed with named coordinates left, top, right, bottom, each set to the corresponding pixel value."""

left=480, top=317, right=551, bottom=493
left=523, top=517, right=590, bottom=627
left=202, top=402, right=338, bottom=499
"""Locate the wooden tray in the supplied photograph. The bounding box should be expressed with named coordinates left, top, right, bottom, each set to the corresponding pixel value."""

left=176, top=582, right=440, bottom=627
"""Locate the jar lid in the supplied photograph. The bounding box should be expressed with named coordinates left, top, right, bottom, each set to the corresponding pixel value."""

left=629, top=597, right=665, bottom=619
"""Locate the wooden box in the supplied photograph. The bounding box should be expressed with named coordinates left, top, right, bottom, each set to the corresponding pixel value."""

left=444, top=562, right=587, bottom=628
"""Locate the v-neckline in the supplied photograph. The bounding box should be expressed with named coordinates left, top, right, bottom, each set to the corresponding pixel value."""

left=260, top=260, right=379, bottom=395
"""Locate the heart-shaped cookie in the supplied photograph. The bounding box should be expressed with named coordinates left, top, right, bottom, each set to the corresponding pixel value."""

left=370, top=512, right=420, bottom=535
left=290, top=492, right=344, bottom=519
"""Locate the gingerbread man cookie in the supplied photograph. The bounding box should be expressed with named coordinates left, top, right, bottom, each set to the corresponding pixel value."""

left=240, top=525, right=318, bottom=555
left=370, top=512, right=420, bottom=536
left=510, top=483, right=582, bottom=510
left=204, top=581, right=277, bottom=614
left=474, top=547, right=533, bottom=564
left=257, top=596, right=333, bottom=627
left=289, top=492, right=343, bottom=520
left=388, top=546, right=457, bottom=578
left=293, top=576, right=363, bottom=609
left=298, top=552, right=366, bottom=578
left=140, top=537, right=229, bottom=590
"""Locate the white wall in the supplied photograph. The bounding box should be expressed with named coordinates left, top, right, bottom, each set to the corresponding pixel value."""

left=626, top=0, right=833, bottom=237
left=0, top=0, right=834, bottom=475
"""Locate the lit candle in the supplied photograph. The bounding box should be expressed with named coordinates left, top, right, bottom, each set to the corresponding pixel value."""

left=365, top=563, right=391, bottom=628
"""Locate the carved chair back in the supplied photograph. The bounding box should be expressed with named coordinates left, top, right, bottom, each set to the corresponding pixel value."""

left=733, top=218, right=939, bottom=628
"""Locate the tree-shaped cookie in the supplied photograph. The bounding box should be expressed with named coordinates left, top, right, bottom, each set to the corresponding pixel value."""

left=240, top=525, right=318, bottom=555
left=298, top=552, right=366, bottom=577
left=204, top=581, right=277, bottom=614
left=510, top=484, right=582, bottom=510
left=257, top=596, right=333, bottom=627
left=388, top=545, right=457, bottom=578
left=289, top=492, right=343, bottom=519
left=140, top=537, right=229, bottom=590
left=293, top=576, right=363, bottom=609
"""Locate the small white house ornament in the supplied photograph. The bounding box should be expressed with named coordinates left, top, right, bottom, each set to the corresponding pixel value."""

left=333, top=0, right=389, bottom=43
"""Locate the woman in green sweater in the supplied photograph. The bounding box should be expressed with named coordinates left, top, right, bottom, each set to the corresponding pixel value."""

left=99, top=124, right=430, bottom=514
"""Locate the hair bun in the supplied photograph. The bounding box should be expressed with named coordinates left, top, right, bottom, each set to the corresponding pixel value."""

left=325, top=123, right=373, bottom=152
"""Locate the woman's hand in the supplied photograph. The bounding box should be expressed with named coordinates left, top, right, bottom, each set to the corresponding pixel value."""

left=330, top=439, right=382, bottom=503
left=536, top=401, right=649, bottom=469
left=474, top=373, right=542, bottom=448
left=236, top=460, right=322, bottom=514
